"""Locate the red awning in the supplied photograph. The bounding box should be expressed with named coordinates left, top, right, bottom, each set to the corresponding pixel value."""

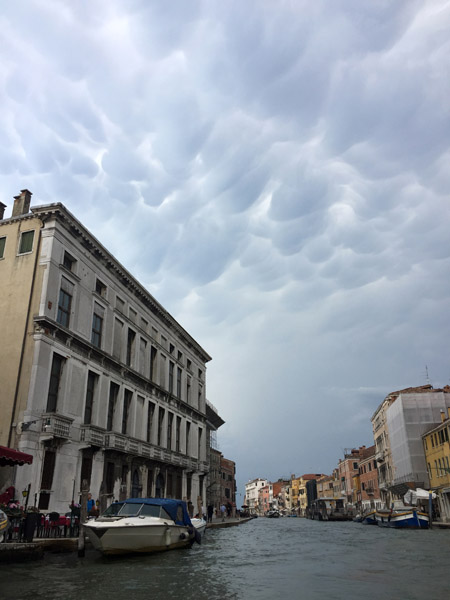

left=0, top=445, right=33, bottom=467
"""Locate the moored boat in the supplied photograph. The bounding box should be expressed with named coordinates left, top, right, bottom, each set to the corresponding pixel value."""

left=306, top=498, right=355, bottom=521
left=84, top=498, right=198, bottom=555
left=361, top=510, right=377, bottom=525
left=191, top=517, right=207, bottom=538
left=375, top=503, right=429, bottom=529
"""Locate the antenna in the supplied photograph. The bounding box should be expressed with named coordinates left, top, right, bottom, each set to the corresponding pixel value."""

left=425, top=365, right=432, bottom=386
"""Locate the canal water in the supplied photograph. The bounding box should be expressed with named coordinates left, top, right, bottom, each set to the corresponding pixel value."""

left=2, top=517, right=450, bottom=600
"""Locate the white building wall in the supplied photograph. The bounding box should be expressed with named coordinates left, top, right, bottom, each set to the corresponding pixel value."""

left=387, top=392, right=450, bottom=488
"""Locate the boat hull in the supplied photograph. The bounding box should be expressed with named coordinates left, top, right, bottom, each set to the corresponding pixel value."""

left=85, top=522, right=194, bottom=555
left=375, top=509, right=429, bottom=529
left=362, top=511, right=377, bottom=525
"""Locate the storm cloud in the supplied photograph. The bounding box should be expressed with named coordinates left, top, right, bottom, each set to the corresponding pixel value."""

left=2, top=0, right=450, bottom=498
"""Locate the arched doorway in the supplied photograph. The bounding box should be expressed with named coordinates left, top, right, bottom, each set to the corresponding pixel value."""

left=155, top=473, right=165, bottom=498
left=131, top=469, right=140, bottom=498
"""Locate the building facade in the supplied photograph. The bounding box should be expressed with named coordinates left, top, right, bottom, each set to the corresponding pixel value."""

left=357, top=445, right=381, bottom=511
left=423, top=409, right=450, bottom=522
left=372, top=385, right=450, bottom=505
left=0, top=191, right=219, bottom=514
left=220, top=456, right=236, bottom=508
left=244, top=478, right=267, bottom=514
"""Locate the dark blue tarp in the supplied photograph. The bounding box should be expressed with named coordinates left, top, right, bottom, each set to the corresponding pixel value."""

left=120, top=498, right=192, bottom=527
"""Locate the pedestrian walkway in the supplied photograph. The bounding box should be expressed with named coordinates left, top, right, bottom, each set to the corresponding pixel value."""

left=206, top=516, right=254, bottom=529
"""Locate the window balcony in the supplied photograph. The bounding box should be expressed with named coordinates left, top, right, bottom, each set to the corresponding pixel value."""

left=41, top=414, right=73, bottom=438
left=80, top=424, right=104, bottom=447
left=375, top=450, right=385, bottom=463
left=104, top=432, right=128, bottom=452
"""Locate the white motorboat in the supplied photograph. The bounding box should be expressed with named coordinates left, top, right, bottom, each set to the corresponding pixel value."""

left=191, top=517, right=207, bottom=537
left=84, top=498, right=199, bottom=555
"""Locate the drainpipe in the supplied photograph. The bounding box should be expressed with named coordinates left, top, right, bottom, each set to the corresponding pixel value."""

left=8, top=217, right=45, bottom=447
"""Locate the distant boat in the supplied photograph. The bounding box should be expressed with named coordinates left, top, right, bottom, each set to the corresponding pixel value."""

left=266, top=510, right=281, bottom=518
left=84, top=498, right=200, bottom=555
left=306, top=498, right=355, bottom=521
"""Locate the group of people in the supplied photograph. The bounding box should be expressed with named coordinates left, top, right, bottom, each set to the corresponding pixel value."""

left=187, top=500, right=236, bottom=523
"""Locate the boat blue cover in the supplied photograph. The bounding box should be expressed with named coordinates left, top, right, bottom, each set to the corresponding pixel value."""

left=122, top=498, right=192, bottom=527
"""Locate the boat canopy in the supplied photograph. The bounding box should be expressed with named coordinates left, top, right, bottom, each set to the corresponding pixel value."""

left=403, top=488, right=436, bottom=504
left=111, top=498, right=192, bottom=527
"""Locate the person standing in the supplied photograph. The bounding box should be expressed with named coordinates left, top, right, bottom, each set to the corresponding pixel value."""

left=220, top=503, right=226, bottom=522
left=87, top=493, right=95, bottom=515
left=207, top=504, right=214, bottom=523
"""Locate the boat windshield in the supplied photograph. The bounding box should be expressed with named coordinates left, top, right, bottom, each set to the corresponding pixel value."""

left=102, top=502, right=172, bottom=519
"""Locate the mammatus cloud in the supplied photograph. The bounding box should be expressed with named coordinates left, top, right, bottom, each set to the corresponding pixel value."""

left=1, top=0, right=450, bottom=496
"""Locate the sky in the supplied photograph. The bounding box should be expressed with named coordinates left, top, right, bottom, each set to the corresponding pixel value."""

left=1, top=0, right=450, bottom=504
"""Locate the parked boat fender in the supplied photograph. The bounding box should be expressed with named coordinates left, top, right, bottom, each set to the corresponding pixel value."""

left=164, top=526, right=171, bottom=547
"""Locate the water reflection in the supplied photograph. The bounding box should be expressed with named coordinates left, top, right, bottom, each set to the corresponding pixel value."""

left=3, top=518, right=450, bottom=600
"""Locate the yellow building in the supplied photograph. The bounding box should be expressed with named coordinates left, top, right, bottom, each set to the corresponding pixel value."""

left=423, top=410, right=450, bottom=522
left=297, top=474, right=322, bottom=515
left=290, top=476, right=300, bottom=513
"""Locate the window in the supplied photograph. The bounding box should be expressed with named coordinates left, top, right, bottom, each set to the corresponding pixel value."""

left=198, top=428, right=203, bottom=460
left=126, top=329, right=136, bottom=367
left=177, top=351, right=182, bottom=361
left=186, top=359, right=192, bottom=371
left=141, top=317, right=148, bottom=332
left=106, top=462, right=115, bottom=494
left=186, top=422, right=191, bottom=455
left=57, top=278, right=73, bottom=328
left=147, top=402, right=155, bottom=443
left=84, top=371, right=98, bottom=424
left=63, top=252, right=76, bottom=271
left=129, top=307, right=137, bottom=323
left=107, top=382, right=119, bottom=431
left=57, top=290, right=72, bottom=328
left=353, top=462, right=358, bottom=470
left=18, top=230, right=34, bottom=254
left=46, top=354, right=65, bottom=412
left=0, top=236, right=6, bottom=259
left=176, top=416, right=181, bottom=453
left=122, top=389, right=132, bottom=435
left=169, top=343, right=175, bottom=354
left=177, top=367, right=182, bottom=398
left=91, top=304, right=104, bottom=348
left=169, top=361, right=174, bottom=394
left=157, top=408, right=165, bottom=446
left=167, top=412, right=174, bottom=450
left=186, top=377, right=191, bottom=403
left=95, top=279, right=107, bottom=298
left=150, top=346, right=157, bottom=382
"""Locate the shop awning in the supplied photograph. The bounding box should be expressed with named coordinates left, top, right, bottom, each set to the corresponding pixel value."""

left=0, top=445, right=33, bottom=467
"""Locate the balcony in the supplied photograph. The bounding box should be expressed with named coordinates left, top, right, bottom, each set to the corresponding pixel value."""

left=41, top=414, right=73, bottom=438
left=104, top=432, right=127, bottom=452
left=375, top=450, right=385, bottom=463
left=80, top=425, right=104, bottom=447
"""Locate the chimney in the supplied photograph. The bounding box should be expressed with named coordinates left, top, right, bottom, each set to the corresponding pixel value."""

left=440, top=409, right=446, bottom=423
left=0, top=202, right=6, bottom=220
left=12, top=189, right=32, bottom=217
